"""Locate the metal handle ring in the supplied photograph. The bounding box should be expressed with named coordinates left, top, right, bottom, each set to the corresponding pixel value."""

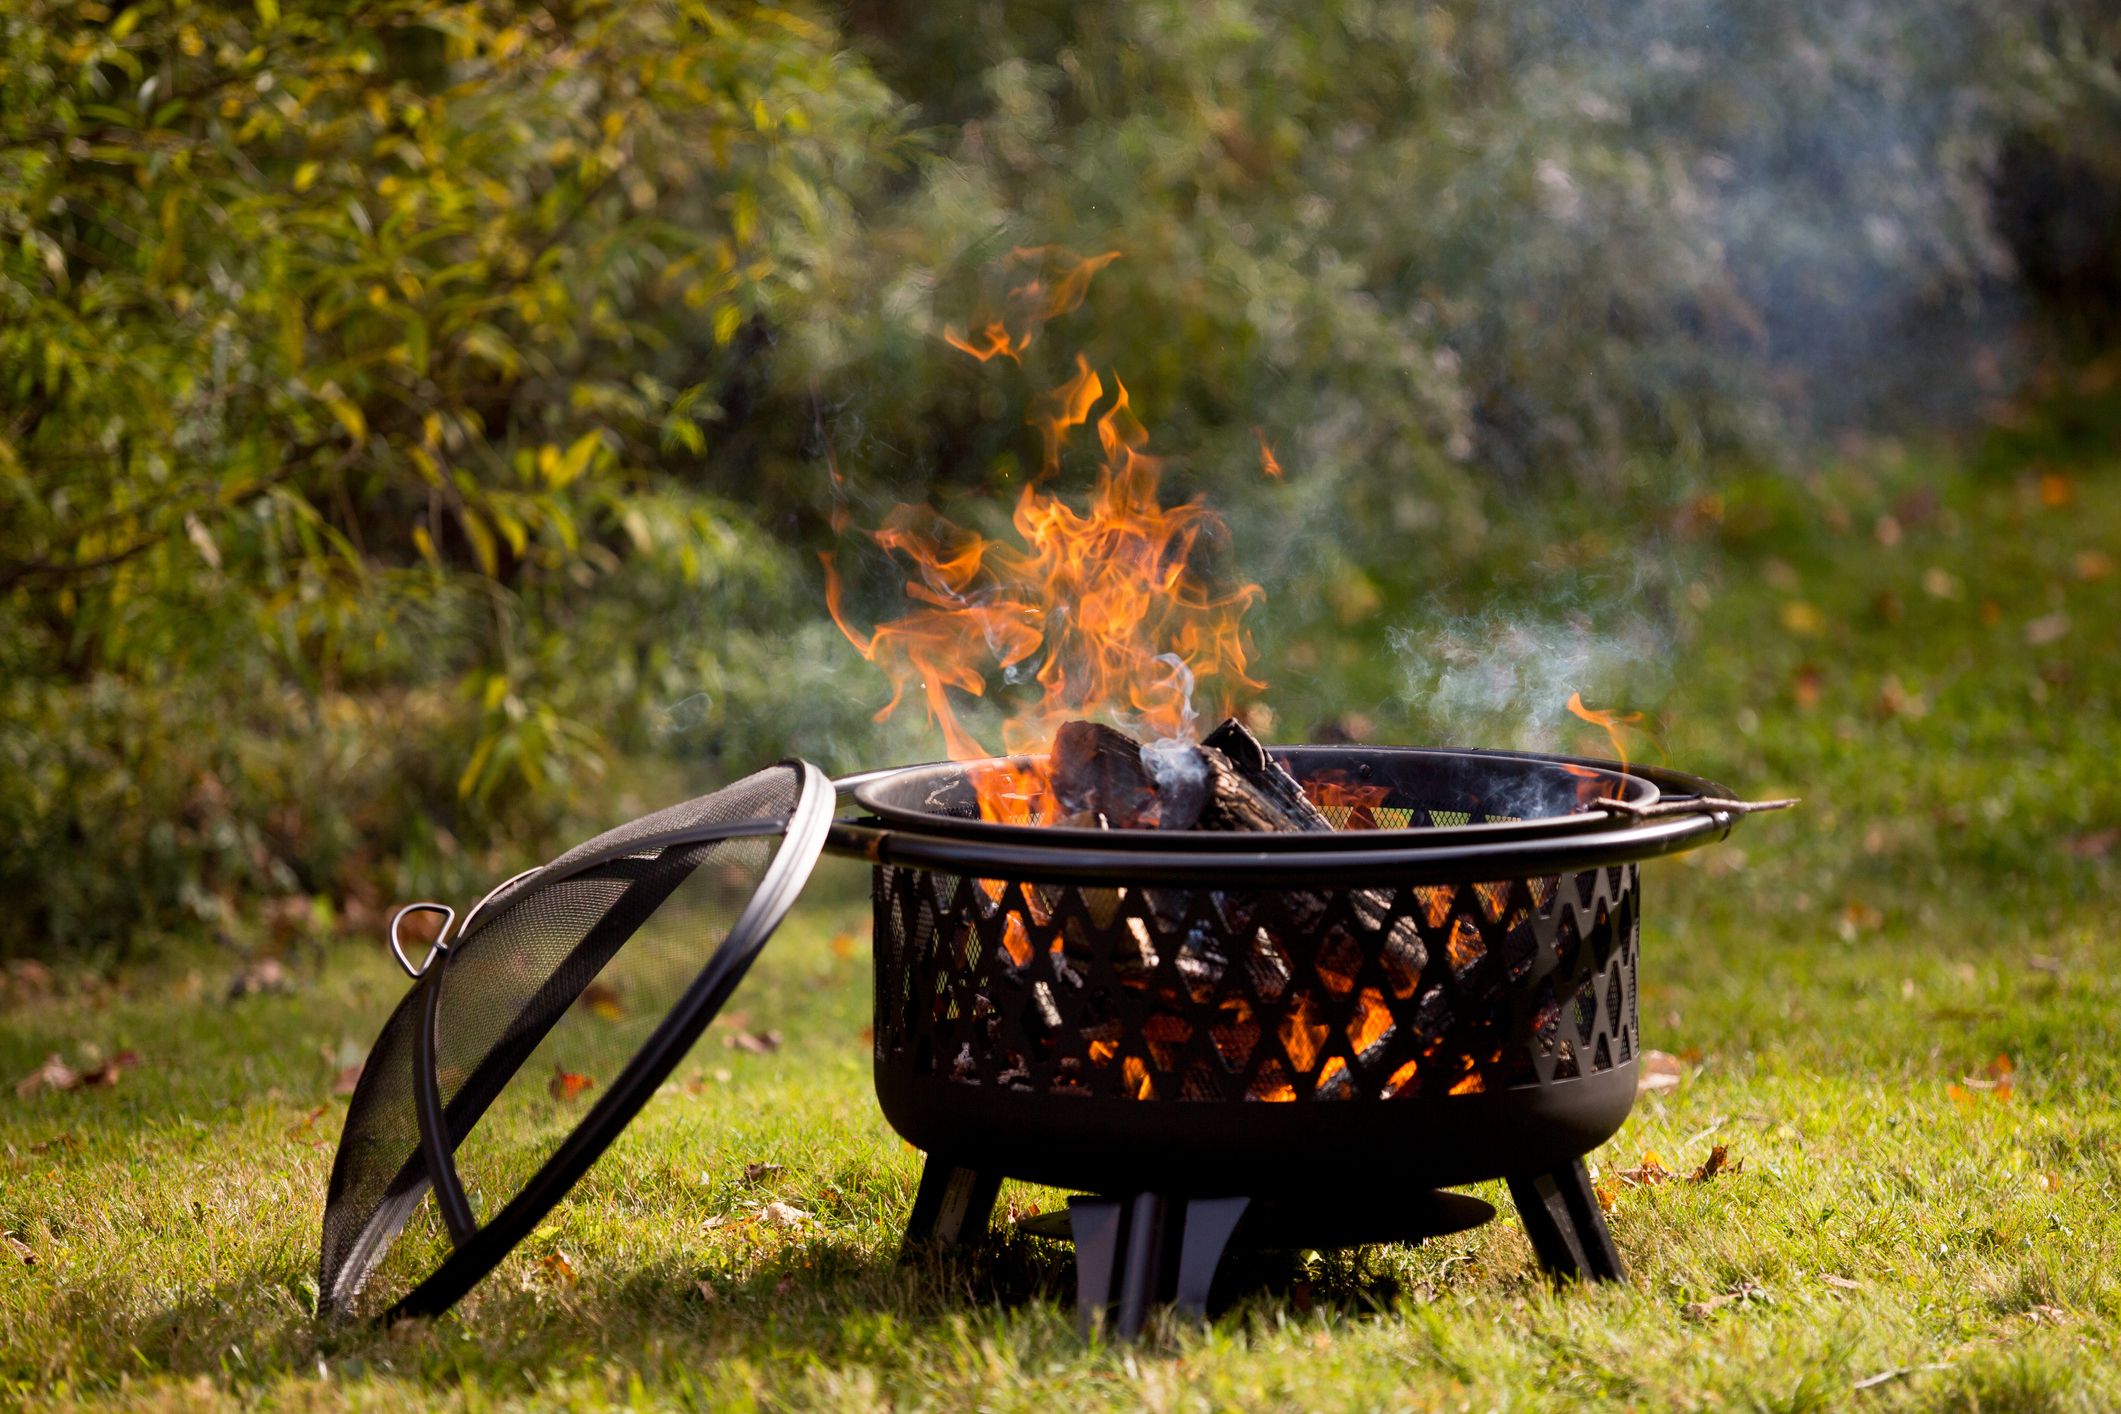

left=389, top=902, right=457, bottom=979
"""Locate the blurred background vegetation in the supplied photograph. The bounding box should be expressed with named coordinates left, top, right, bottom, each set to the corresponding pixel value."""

left=5, top=0, right=2118, bottom=955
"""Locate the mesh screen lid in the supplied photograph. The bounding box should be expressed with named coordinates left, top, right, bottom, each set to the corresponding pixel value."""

left=319, top=760, right=833, bottom=1321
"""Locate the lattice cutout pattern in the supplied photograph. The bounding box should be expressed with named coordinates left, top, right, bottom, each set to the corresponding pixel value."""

left=873, top=865, right=1638, bottom=1103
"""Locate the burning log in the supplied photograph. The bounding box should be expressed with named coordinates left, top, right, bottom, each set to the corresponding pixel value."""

left=1049, top=717, right=1326, bottom=834
left=1045, top=718, right=1427, bottom=1060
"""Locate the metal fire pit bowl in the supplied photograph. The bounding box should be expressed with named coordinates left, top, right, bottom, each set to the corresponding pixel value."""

left=825, top=747, right=1749, bottom=1330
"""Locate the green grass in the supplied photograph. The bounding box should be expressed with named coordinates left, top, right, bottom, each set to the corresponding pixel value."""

left=4, top=447, right=2119, bottom=1410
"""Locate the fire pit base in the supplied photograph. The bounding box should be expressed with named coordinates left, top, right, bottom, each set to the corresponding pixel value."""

left=902, top=1155, right=1622, bottom=1337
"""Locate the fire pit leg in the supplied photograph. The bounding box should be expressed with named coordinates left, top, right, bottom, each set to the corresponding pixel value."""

left=1507, top=1160, right=1624, bottom=1282
left=1067, top=1194, right=1250, bottom=1338
left=901, top=1159, right=1002, bottom=1255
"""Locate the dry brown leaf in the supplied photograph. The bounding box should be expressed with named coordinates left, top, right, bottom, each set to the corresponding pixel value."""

left=742, top=1162, right=783, bottom=1184
left=15, top=1054, right=79, bottom=1098
left=548, top=1065, right=596, bottom=1102
left=1792, top=665, right=1824, bottom=711
left=1690, top=1144, right=1741, bottom=1182
left=694, top=1279, right=717, bottom=1303
left=2075, top=550, right=2116, bottom=582
left=2039, top=472, right=2075, bottom=508
left=330, top=1061, right=364, bottom=1096
left=1637, top=1050, right=1683, bottom=1098
left=724, top=1029, right=782, bottom=1056
left=759, top=1200, right=810, bottom=1228
left=1820, top=1273, right=1864, bottom=1292
left=78, top=1051, right=140, bottom=1088
left=227, top=957, right=293, bottom=1000
left=3, top=1233, right=33, bottom=1268
left=538, top=1250, right=577, bottom=1284
left=2025, top=612, right=2070, bottom=647
left=1618, top=1150, right=1674, bottom=1187
left=1681, top=1279, right=1767, bottom=1320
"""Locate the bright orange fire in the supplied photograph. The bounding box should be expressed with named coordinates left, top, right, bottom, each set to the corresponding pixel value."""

left=1565, top=691, right=1643, bottom=773
left=825, top=252, right=1265, bottom=822
left=940, top=247, right=1121, bottom=368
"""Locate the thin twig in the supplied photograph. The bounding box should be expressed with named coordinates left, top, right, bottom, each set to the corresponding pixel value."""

left=1595, top=795, right=1800, bottom=820
left=1852, top=1362, right=1951, bottom=1391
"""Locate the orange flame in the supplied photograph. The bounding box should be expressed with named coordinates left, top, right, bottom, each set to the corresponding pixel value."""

left=1566, top=692, right=1643, bottom=774
left=941, top=247, right=1121, bottom=369
left=942, top=320, right=1029, bottom=364
left=1254, top=427, right=1283, bottom=480
left=828, top=296, right=1266, bottom=822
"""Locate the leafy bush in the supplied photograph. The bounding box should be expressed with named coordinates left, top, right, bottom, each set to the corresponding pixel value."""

left=0, top=0, right=906, bottom=948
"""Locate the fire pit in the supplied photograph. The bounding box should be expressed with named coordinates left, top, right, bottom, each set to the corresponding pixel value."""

left=833, top=743, right=1743, bottom=1334
left=319, top=248, right=1789, bottom=1334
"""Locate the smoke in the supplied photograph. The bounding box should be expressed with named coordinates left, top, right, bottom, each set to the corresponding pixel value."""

left=1389, top=600, right=1673, bottom=757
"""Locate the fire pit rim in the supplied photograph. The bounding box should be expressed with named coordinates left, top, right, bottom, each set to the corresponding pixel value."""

left=827, top=751, right=1738, bottom=887
left=849, top=743, right=1661, bottom=852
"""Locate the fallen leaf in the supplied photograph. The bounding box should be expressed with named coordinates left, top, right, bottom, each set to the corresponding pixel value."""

left=330, top=1061, right=364, bottom=1096
left=1779, top=601, right=1823, bottom=635
left=77, top=1050, right=139, bottom=1088
left=1690, top=1144, right=1741, bottom=1182
left=1619, top=1151, right=1674, bottom=1187
left=2024, top=612, right=2070, bottom=647
left=759, top=1200, right=810, bottom=1228
left=1637, top=1050, right=1683, bottom=1097
left=1681, top=1279, right=1768, bottom=1320
left=1821, top=1273, right=1864, bottom=1291
left=1921, top=566, right=1961, bottom=600
left=724, top=1029, right=782, bottom=1056
left=1946, top=1082, right=1976, bottom=1107
left=538, top=1250, right=577, bottom=1284
left=701, top=1214, right=728, bottom=1231
left=577, top=980, right=624, bottom=1020
left=2037, top=1172, right=2061, bottom=1194
left=1792, top=665, right=1824, bottom=711
left=548, top=1065, right=596, bottom=1102
left=856, top=1025, right=875, bottom=1047
left=28, top=1133, right=80, bottom=1155
left=226, top=956, right=293, bottom=1000
left=1594, top=1181, right=1618, bottom=1214
left=2038, top=472, right=2074, bottom=508
left=3, top=1233, right=33, bottom=1268
left=2027, top=1303, right=2066, bottom=1325
left=693, top=1279, right=717, bottom=1303
left=16, top=1054, right=80, bottom=1098
left=2075, top=550, right=2116, bottom=582
left=829, top=930, right=858, bottom=961
left=2067, top=828, right=2118, bottom=858
left=742, top=1162, right=783, bottom=1184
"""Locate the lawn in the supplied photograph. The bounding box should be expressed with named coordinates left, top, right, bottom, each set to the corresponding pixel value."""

left=3, top=446, right=2118, bottom=1410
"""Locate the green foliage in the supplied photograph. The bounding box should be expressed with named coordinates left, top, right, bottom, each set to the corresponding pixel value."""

left=0, top=0, right=907, bottom=948
left=4, top=0, right=2117, bottom=952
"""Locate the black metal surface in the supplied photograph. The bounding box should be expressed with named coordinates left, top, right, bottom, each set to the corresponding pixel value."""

left=871, top=850, right=1641, bottom=1190
left=1508, top=1159, right=1625, bottom=1283
left=852, top=746, right=1661, bottom=852
left=319, top=762, right=833, bottom=1321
